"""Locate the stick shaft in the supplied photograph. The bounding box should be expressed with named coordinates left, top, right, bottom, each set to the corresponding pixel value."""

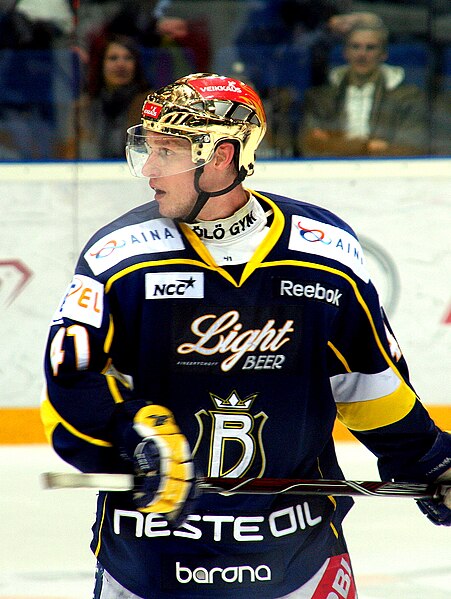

left=42, top=472, right=442, bottom=499
left=202, top=477, right=440, bottom=498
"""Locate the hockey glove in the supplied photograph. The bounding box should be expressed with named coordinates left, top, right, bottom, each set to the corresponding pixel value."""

left=132, top=404, right=196, bottom=527
left=416, top=470, right=451, bottom=526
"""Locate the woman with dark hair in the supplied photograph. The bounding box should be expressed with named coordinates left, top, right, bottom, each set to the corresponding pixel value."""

left=59, top=34, right=152, bottom=159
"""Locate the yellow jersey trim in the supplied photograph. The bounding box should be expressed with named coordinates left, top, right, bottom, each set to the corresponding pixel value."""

left=104, top=191, right=285, bottom=291
left=94, top=494, right=108, bottom=557
left=106, top=375, right=125, bottom=404
left=328, top=341, right=352, bottom=372
left=41, top=393, right=112, bottom=447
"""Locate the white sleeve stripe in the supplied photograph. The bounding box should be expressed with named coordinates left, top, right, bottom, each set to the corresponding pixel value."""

left=330, top=367, right=400, bottom=404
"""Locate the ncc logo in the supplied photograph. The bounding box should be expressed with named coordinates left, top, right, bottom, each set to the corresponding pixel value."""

left=145, top=272, right=204, bottom=299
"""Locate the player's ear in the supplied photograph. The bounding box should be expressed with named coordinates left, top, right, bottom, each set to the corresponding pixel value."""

left=213, top=142, right=236, bottom=171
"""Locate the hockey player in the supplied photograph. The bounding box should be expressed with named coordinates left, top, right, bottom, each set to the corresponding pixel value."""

left=42, top=73, right=451, bottom=599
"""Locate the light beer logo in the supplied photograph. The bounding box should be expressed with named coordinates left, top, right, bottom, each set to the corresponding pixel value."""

left=177, top=310, right=294, bottom=372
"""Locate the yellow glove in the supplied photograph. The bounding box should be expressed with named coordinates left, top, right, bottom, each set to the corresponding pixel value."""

left=132, top=405, right=195, bottom=524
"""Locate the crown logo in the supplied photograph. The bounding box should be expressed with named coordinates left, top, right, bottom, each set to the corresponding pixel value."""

left=209, top=390, right=258, bottom=411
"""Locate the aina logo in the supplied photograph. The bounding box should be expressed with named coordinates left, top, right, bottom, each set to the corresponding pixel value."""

left=288, top=215, right=370, bottom=283
left=176, top=561, right=271, bottom=585
left=90, top=239, right=126, bottom=259
left=296, top=220, right=332, bottom=244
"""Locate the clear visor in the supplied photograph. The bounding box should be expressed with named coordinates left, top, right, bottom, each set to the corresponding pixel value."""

left=126, top=124, right=209, bottom=178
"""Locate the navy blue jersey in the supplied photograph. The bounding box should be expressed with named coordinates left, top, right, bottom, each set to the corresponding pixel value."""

left=42, top=191, right=445, bottom=598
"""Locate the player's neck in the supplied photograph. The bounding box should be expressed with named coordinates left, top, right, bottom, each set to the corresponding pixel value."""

left=196, top=186, right=249, bottom=221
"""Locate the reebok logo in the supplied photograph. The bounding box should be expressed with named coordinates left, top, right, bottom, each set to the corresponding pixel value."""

left=176, top=561, right=271, bottom=585
left=280, top=280, right=342, bottom=306
left=146, top=272, right=204, bottom=299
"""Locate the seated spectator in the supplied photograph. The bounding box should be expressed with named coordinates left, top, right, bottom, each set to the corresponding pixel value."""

left=232, top=1, right=385, bottom=157
left=0, top=0, right=71, bottom=160
left=235, top=1, right=385, bottom=83
left=431, top=90, right=451, bottom=156
left=298, top=21, right=428, bottom=157
left=58, top=34, right=152, bottom=159
left=85, top=0, right=209, bottom=84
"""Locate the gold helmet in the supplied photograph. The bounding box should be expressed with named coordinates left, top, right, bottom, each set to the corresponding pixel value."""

left=131, top=72, right=266, bottom=177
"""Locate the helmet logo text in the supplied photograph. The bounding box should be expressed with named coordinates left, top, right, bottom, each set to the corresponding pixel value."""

left=143, top=101, right=163, bottom=119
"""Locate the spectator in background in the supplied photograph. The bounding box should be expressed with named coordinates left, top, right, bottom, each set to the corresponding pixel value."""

left=431, top=90, right=451, bottom=156
left=233, top=0, right=385, bottom=157
left=298, top=21, right=428, bottom=157
left=85, top=0, right=210, bottom=84
left=0, top=0, right=71, bottom=50
left=0, top=0, right=72, bottom=160
left=234, top=1, right=383, bottom=87
left=58, top=34, right=152, bottom=159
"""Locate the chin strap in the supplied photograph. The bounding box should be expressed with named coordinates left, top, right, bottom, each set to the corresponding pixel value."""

left=180, top=165, right=248, bottom=224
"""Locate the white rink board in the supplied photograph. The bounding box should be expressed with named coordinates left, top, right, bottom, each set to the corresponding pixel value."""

left=0, top=158, right=450, bottom=408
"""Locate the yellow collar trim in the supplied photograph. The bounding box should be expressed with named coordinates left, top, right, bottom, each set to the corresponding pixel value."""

left=179, top=190, right=284, bottom=287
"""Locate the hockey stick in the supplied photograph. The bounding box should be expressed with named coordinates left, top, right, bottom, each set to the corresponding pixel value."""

left=41, top=472, right=447, bottom=499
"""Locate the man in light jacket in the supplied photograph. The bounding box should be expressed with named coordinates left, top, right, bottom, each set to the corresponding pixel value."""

left=299, top=21, right=428, bottom=157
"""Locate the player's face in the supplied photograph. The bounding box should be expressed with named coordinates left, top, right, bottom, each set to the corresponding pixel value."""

left=126, top=129, right=215, bottom=219
left=103, top=42, right=136, bottom=87
left=344, top=30, right=387, bottom=79
left=148, top=164, right=200, bottom=220
left=140, top=134, right=200, bottom=220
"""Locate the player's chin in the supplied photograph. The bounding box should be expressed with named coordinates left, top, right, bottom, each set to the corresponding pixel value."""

left=154, top=199, right=183, bottom=220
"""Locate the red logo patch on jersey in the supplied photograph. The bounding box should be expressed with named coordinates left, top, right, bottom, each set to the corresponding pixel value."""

left=142, top=101, right=163, bottom=119
left=311, top=554, right=356, bottom=599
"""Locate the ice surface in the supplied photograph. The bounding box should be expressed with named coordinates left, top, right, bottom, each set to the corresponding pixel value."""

left=1, top=444, right=450, bottom=598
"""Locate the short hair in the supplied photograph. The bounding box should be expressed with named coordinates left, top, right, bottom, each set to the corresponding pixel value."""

left=345, top=20, right=389, bottom=51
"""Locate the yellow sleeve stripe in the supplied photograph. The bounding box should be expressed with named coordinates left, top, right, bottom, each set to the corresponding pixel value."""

left=330, top=522, right=339, bottom=538
left=328, top=341, right=351, bottom=372
left=105, top=375, right=125, bottom=404
left=40, top=393, right=112, bottom=447
left=104, top=314, right=114, bottom=353
left=336, top=381, right=416, bottom=431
